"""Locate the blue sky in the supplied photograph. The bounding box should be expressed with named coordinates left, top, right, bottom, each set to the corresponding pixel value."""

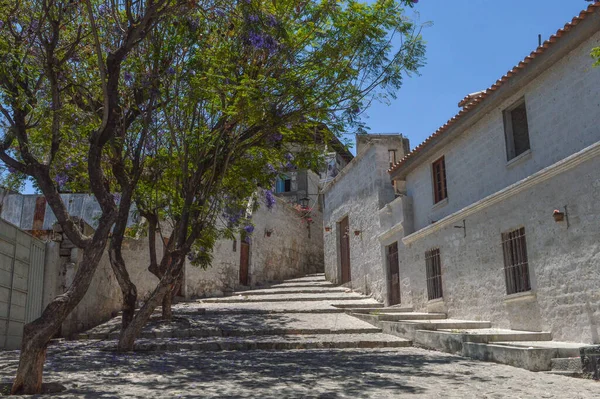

left=349, top=0, right=593, bottom=153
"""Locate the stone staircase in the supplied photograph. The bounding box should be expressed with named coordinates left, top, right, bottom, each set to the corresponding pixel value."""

left=347, top=306, right=594, bottom=375
left=71, top=273, right=411, bottom=352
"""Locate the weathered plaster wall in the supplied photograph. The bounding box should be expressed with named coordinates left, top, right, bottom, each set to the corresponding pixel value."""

left=185, top=194, right=324, bottom=297
left=322, top=135, right=407, bottom=301
left=400, top=153, right=600, bottom=343
left=406, top=30, right=600, bottom=231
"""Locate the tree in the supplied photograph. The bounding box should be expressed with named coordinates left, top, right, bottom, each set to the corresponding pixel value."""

left=0, top=0, right=189, bottom=393
left=109, top=0, right=426, bottom=350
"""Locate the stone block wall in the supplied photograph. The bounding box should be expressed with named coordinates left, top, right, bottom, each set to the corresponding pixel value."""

left=399, top=152, right=600, bottom=343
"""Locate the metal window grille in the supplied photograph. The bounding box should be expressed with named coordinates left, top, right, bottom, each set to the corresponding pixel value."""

left=432, top=157, right=447, bottom=204
left=425, top=248, right=443, bottom=300
left=501, top=227, right=531, bottom=295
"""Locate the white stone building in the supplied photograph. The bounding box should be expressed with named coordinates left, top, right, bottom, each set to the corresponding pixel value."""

left=322, top=134, right=409, bottom=301
left=324, top=4, right=600, bottom=344
left=386, top=5, right=600, bottom=344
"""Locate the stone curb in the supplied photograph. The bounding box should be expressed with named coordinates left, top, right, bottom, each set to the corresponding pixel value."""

left=99, top=339, right=412, bottom=353
left=72, top=326, right=384, bottom=341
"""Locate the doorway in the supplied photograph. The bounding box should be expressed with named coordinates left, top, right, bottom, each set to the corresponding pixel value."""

left=239, top=241, right=250, bottom=286
left=339, top=216, right=351, bottom=284
left=387, top=242, right=401, bottom=305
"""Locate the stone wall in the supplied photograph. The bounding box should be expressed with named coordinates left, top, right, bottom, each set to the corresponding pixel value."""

left=405, top=30, right=600, bottom=231
left=185, top=193, right=324, bottom=297
left=322, top=135, right=408, bottom=301
left=399, top=150, right=600, bottom=343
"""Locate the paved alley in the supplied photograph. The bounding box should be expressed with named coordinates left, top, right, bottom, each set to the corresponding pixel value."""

left=0, top=274, right=597, bottom=398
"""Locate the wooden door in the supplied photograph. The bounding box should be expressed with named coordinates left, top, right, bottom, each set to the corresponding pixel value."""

left=387, top=242, right=401, bottom=305
left=239, top=242, right=250, bottom=285
left=339, top=216, right=351, bottom=283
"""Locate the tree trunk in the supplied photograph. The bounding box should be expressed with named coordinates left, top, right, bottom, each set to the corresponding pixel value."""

left=108, top=245, right=138, bottom=329
left=117, top=255, right=184, bottom=351
left=11, top=238, right=109, bottom=394
left=161, top=286, right=173, bottom=320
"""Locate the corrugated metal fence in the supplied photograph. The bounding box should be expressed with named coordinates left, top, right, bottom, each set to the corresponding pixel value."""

left=0, top=218, right=46, bottom=350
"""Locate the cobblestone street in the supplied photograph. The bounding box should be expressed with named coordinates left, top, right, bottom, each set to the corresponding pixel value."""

left=1, top=275, right=598, bottom=398
left=1, top=345, right=598, bottom=398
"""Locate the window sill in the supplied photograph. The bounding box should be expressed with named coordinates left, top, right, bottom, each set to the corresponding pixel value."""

left=431, top=198, right=448, bottom=211
left=506, top=149, right=532, bottom=168
left=503, top=290, right=536, bottom=303
left=427, top=297, right=444, bottom=304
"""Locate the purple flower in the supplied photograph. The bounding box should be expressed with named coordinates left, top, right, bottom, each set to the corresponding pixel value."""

left=98, top=4, right=108, bottom=14
left=167, top=67, right=176, bottom=75
left=284, top=152, right=293, bottom=161
left=247, top=15, right=259, bottom=23
left=215, top=9, right=226, bottom=17
left=7, top=166, right=16, bottom=174
left=244, top=225, right=255, bottom=234
left=123, top=71, right=133, bottom=82
left=265, top=190, right=276, bottom=209
left=55, top=173, right=68, bottom=187
left=265, top=163, right=277, bottom=174
left=268, top=133, right=283, bottom=143
left=113, top=193, right=121, bottom=204
left=65, top=162, right=76, bottom=170
left=246, top=31, right=278, bottom=52
left=266, top=15, right=278, bottom=27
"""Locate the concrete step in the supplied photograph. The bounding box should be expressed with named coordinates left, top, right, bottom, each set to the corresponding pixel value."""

left=349, top=307, right=414, bottom=314
left=349, top=312, right=447, bottom=328
left=493, top=341, right=586, bottom=358
left=332, top=303, right=384, bottom=309
left=380, top=320, right=492, bottom=341
left=414, top=329, right=553, bottom=356
left=228, top=287, right=348, bottom=296
left=378, top=313, right=447, bottom=322
left=201, top=294, right=368, bottom=303
left=100, top=333, right=412, bottom=352
left=265, top=282, right=338, bottom=289
left=74, top=325, right=383, bottom=341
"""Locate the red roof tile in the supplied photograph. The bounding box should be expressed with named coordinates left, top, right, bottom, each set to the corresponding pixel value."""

left=388, top=2, right=600, bottom=174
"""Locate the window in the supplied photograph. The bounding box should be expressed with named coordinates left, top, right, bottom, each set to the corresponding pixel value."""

left=501, top=227, right=531, bottom=295
left=388, top=149, right=397, bottom=168
left=432, top=156, right=447, bottom=204
left=503, top=100, right=531, bottom=161
left=275, top=176, right=292, bottom=193
left=425, top=248, right=443, bottom=300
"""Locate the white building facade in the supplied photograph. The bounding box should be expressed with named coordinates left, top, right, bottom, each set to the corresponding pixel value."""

left=385, top=5, right=600, bottom=344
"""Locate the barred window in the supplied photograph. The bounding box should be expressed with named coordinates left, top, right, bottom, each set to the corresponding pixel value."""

left=501, top=227, right=531, bottom=295
left=425, top=248, right=443, bottom=300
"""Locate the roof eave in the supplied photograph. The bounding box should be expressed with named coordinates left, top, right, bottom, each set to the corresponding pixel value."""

left=389, top=4, right=600, bottom=181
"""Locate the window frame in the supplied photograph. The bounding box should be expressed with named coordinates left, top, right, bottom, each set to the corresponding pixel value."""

left=501, top=227, right=532, bottom=295
left=425, top=248, right=443, bottom=301
left=503, top=98, right=531, bottom=161
left=431, top=156, right=448, bottom=204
